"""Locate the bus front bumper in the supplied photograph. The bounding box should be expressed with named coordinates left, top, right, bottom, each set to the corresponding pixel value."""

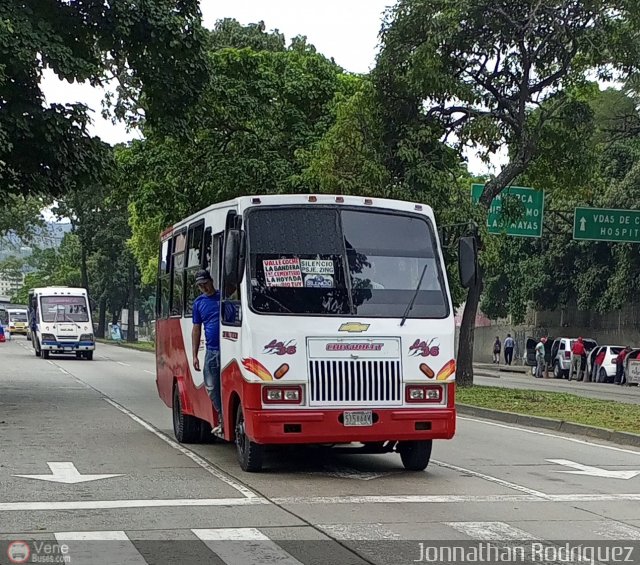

left=41, top=341, right=96, bottom=352
left=244, top=408, right=456, bottom=445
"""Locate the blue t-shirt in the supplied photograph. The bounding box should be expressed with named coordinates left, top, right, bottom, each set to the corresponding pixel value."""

left=192, top=293, right=220, bottom=351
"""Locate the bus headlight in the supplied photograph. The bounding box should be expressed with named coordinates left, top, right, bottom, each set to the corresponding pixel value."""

left=262, top=386, right=303, bottom=404
left=405, top=385, right=443, bottom=403
left=41, top=333, right=56, bottom=342
left=80, top=333, right=94, bottom=342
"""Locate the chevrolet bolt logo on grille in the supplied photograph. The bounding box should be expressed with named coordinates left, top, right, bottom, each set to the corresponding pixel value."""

left=338, top=322, right=370, bottom=333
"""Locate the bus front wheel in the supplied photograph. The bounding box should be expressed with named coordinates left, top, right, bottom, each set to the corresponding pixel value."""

left=398, top=440, right=432, bottom=471
left=235, top=404, right=263, bottom=473
left=172, top=384, right=201, bottom=444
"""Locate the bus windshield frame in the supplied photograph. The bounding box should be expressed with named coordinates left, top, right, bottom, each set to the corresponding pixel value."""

left=40, top=296, right=90, bottom=323
left=244, top=205, right=450, bottom=320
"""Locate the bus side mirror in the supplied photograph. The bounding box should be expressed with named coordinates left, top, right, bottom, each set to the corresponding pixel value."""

left=458, top=236, right=478, bottom=289
left=224, top=229, right=246, bottom=288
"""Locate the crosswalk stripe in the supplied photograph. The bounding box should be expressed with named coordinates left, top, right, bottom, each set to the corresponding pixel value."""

left=318, top=523, right=400, bottom=540
left=446, top=521, right=541, bottom=540
left=193, top=528, right=304, bottom=564
left=55, top=531, right=147, bottom=564
left=595, top=522, right=640, bottom=540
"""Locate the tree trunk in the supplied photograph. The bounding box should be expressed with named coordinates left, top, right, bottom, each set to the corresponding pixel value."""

left=455, top=267, right=483, bottom=387
left=80, top=244, right=89, bottom=292
left=127, top=262, right=136, bottom=343
left=95, top=294, right=107, bottom=338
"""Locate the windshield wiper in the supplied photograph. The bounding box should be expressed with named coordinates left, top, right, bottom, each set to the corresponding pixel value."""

left=400, top=264, right=429, bottom=327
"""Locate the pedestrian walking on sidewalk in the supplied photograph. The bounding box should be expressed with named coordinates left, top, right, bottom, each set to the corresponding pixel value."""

left=493, top=337, right=501, bottom=364
left=504, top=334, right=515, bottom=366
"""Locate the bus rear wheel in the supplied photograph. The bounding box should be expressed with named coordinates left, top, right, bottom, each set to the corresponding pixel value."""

left=172, top=384, right=201, bottom=443
left=398, top=440, right=432, bottom=471
left=235, top=404, right=263, bottom=472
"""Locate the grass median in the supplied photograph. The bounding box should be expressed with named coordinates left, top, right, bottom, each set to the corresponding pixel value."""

left=96, top=338, right=155, bottom=352
left=456, top=385, right=640, bottom=435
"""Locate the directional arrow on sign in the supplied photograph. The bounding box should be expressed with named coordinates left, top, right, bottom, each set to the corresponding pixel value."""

left=579, top=217, right=587, bottom=232
left=547, top=459, right=640, bottom=480
left=14, top=462, right=124, bottom=484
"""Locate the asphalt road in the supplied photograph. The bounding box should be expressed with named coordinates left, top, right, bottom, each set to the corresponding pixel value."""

left=1, top=339, right=640, bottom=565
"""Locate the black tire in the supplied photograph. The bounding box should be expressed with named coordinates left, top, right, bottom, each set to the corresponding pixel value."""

left=598, top=368, right=608, bottom=383
left=553, top=361, right=561, bottom=379
left=85, top=351, right=94, bottom=360
left=235, top=404, right=263, bottom=472
left=399, top=439, right=433, bottom=471
left=172, top=384, right=202, bottom=443
left=42, top=349, right=50, bottom=359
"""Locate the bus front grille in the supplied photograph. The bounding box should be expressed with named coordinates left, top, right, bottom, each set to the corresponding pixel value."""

left=309, top=359, right=402, bottom=406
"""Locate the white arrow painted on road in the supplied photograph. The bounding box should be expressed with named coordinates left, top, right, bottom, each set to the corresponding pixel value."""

left=579, top=217, right=587, bottom=231
left=547, top=459, right=640, bottom=480
left=14, top=462, right=124, bottom=484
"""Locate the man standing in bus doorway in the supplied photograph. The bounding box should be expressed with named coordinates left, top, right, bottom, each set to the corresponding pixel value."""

left=192, top=269, right=222, bottom=434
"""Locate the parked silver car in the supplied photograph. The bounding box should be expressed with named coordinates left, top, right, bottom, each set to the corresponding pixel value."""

left=549, top=337, right=598, bottom=379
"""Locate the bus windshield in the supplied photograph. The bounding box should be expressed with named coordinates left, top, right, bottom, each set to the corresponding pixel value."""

left=40, top=296, right=89, bottom=323
left=9, top=311, right=27, bottom=322
left=246, top=206, right=449, bottom=318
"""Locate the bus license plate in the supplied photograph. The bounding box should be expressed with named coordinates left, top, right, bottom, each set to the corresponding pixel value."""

left=343, top=410, right=372, bottom=427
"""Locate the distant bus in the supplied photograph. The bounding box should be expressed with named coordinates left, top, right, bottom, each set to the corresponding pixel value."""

left=7, top=308, right=28, bottom=336
left=28, top=287, right=96, bottom=360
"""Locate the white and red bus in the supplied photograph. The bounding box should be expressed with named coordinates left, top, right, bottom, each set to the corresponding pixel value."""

left=155, top=194, right=477, bottom=472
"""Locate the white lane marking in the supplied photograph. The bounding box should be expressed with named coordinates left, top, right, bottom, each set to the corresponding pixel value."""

left=56, top=531, right=147, bottom=564
left=318, top=523, right=400, bottom=540
left=273, top=493, right=640, bottom=505
left=56, top=531, right=129, bottom=541
left=47, top=361, right=55, bottom=366
left=459, top=416, right=640, bottom=456
left=193, top=527, right=269, bottom=541
left=547, top=458, right=640, bottom=479
left=0, top=497, right=266, bottom=512
left=144, top=370, right=154, bottom=375
left=446, top=521, right=540, bottom=540
left=117, top=361, right=130, bottom=367
left=595, top=522, right=640, bottom=540
left=58, top=367, right=68, bottom=374
left=14, top=461, right=123, bottom=484
left=193, top=528, right=303, bottom=565
left=103, top=398, right=259, bottom=499
left=432, top=459, right=549, bottom=498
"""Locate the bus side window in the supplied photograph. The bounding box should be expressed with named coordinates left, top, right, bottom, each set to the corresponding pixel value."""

left=202, top=227, right=212, bottom=272
left=221, top=232, right=242, bottom=327
left=211, top=232, right=223, bottom=290
left=157, top=238, right=172, bottom=318
left=170, top=230, right=186, bottom=317
left=184, top=221, right=205, bottom=316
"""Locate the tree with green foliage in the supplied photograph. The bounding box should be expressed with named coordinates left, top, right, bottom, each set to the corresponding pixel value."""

left=123, top=22, right=347, bottom=282
left=0, top=0, right=209, bottom=203
left=377, top=0, right=640, bottom=385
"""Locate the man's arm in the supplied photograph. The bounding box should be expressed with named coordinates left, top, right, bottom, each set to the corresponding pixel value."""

left=192, top=324, right=202, bottom=371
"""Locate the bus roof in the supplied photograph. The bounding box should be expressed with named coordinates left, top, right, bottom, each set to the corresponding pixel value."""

left=169, top=194, right=435, bottom=233
left=29, top=287, right=88, bottom=295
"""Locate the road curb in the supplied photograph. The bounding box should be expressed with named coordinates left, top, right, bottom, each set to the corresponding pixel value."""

left=456, top=403, right=640, bottom=448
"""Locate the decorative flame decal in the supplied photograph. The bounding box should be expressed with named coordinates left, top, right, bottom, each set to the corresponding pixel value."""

left=436, top=359, right=456, bottom=381
left=241, top=358, right=273, bottom=381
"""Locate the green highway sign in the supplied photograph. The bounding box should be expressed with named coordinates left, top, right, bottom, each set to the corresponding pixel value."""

left=573, top=207, right=640, bottom=243
left=471, top=184, right=544, bottom=238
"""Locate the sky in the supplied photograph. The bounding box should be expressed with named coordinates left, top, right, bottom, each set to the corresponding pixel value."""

left=39, top=0, right=495, bottom=178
